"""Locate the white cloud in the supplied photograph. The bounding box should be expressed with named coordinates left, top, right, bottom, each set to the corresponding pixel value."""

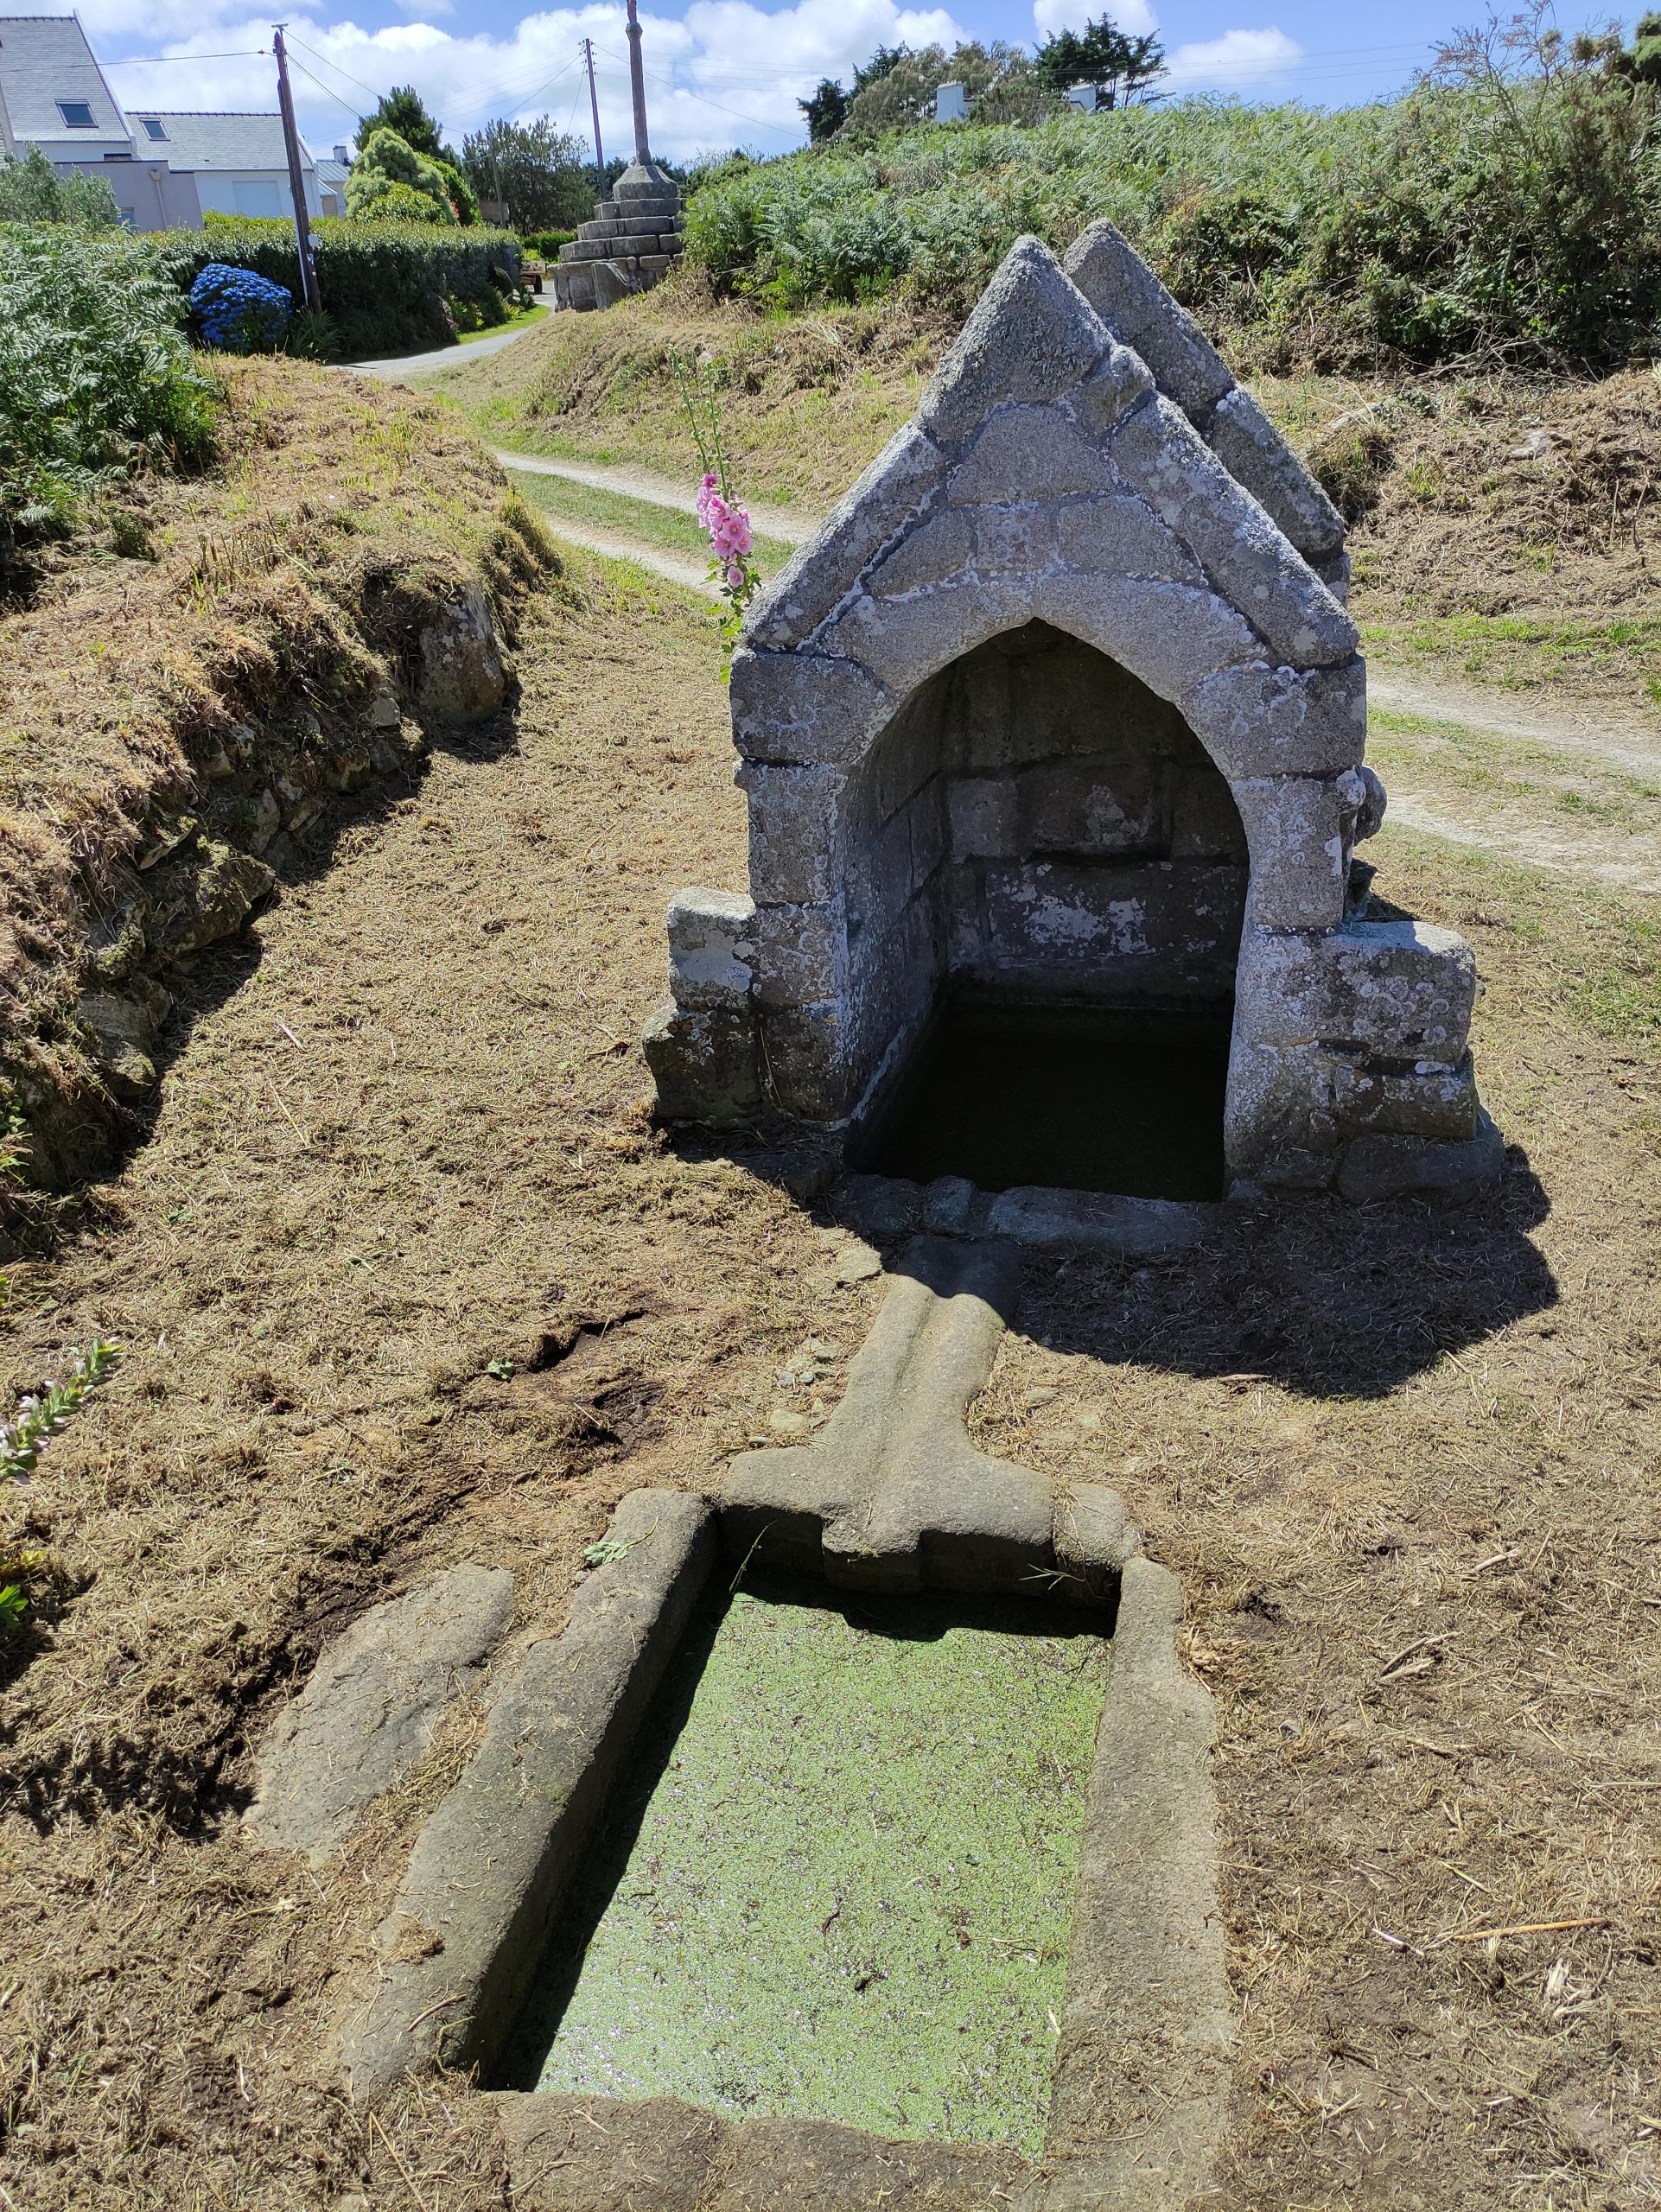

left=1026, top=2, right=1300, bottom=98
left=1164, top=26, right=1301, bottom=91
left=97, top=0, right=970, bottom=162
left=1032, top=0, right=1155, bottom=41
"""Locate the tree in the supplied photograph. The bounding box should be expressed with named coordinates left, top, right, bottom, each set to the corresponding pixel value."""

left=0, top=144, right=121, bottom=226
left=799, top=43, right=908, bottom=142
left=461, top=118, right=595, bottom=230
left=345, top=128, right=458, bottom=224
left=838, top=41, right=1056, bottom=135
left=799, top=79, right=850, bottom=141
left=1034, top=14, right=1167, bottom=108
left=356, top=86, right=458, bottom=168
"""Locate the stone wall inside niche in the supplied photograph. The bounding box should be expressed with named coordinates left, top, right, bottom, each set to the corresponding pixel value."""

left=842, top=620, right=1250, bottom=1096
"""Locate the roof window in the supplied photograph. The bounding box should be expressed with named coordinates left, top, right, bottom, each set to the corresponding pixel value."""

left=141, top=117, right=167, bottom=141
left=56, top=99, right=97, bottom=128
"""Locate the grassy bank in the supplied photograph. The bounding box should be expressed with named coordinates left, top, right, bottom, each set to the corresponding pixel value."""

left=682, top=50, right=1661, bottom=372
left=0, top=354, right=556, bottom=1200
left=444, top=287, right=1661, bottom=709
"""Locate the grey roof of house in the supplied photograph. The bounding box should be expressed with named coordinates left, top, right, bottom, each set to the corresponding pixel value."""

left=131, top=110, right=315, bottom=175
left=0, top=15, right=130, bottom=145
left=315, top=155, right=347, bottom=188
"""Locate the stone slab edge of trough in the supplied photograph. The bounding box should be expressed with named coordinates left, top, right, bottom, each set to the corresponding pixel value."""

left=488, top=1554, right=1231, bottom=2212
left=337, top=1488, right=716, bottom=2101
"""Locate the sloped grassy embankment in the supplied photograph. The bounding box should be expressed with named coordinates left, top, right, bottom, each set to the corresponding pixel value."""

left=452, top=289, right=1661, bottom=710
left=0, top=357, right=557, bottom=1199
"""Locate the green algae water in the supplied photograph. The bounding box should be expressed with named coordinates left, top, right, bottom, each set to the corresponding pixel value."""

left=511, top=1575, right=1110, bottom=2153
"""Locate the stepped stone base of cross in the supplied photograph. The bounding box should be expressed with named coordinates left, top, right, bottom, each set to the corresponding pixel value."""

left=552, top=161, right=684, bottom=313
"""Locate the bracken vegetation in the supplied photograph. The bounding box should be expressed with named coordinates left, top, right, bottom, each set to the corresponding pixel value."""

left=0, top=225, right=218, bottom=585
left=684, top=12, right=1661, bottom=371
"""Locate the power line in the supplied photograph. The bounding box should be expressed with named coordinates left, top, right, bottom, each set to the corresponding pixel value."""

left=284, top=56, right=364, bottom=121
left=589, top=42, right=780, bottom=136
left=284, top=35, right=385, bottom=103
left=108, top=49, right=266, bottom=64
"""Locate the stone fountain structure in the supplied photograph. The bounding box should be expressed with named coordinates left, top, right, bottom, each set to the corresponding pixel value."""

left=644, top=226, right=1500, bottom=1209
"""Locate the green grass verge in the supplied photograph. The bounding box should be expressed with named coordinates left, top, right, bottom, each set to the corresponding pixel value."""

left=1373, top=820, right=1661, bottom=1051
left=1362, top=613, right=1661, bottom=702
left=500, top=464, right=796, bottom=576
left=456, top=305, right=550, bottom=346
left=1366, top=704, right=1661, bottom=823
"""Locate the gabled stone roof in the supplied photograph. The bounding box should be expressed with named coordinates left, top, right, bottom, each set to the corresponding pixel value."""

left=1063, top=219, right=1346, bottom=580
left=740, top=234, right=1358, bottom=780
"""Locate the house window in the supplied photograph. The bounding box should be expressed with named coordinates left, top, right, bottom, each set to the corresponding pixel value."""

left=56, top=99, right=96, bottom=127
left=141, top=118, right=167, bottom=141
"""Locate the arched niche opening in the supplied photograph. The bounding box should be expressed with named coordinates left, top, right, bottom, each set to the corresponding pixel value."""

left=845, top=620, right=1248, bottom=1202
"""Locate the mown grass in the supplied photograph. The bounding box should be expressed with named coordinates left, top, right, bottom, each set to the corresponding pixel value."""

left=440, top=294, right=936, bottom=506
left=1377, top=817, right=1661, bottom=1048
left=1367, top=704, right=1661, bottom=821
left=502, top=465, right=796, bottom=575
left=1362, top=610, right=1661, bottom=696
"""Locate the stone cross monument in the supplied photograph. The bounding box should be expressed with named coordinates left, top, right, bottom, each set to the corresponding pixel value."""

left=550, top=3, right=685, bottom=312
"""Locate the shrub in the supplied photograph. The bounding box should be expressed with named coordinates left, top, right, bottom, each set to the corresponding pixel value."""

left=151, top=219, right=523, bottom=359
left=347, top=128, right=459, bottom=225
left=683, top=45, right=1661, bottom=369
left=0, top=144, right=121, bottom=227
left=521, top=229, right=577, bottom=257
left=0, top=225, right=217, bottom=580
left=189, top=261, right=293, bottom=352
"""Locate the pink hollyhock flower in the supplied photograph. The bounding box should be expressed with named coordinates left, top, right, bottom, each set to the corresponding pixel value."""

left=727, top=561, right=745, bottom=588
left=695, top=472, right=719, bottom=527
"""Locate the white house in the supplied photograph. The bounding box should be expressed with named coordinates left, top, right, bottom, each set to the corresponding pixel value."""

left=124, top=111, right=323, bottom=222
left=0, top=14, right=323, bottom=230
left=315, top=143, right=349, bottom=219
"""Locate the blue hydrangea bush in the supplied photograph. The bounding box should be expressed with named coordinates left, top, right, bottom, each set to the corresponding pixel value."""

left=189, top=262, right=293, bottom=353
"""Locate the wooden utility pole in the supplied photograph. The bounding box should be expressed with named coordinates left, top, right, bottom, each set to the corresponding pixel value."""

left=582, top=37, right=605, bottom=193
left=272, top=25, right=321, bottom=312
left=625, top=0, right=651, bottom=166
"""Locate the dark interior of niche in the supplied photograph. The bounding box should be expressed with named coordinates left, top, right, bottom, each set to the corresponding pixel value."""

left=859, top=996, right=1233, bottom=1203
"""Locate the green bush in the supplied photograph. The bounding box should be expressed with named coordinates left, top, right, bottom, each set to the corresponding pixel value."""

left=150, top=218, right=522, bottom=359
left=521, top=229, right=576, bottom=257
left=347, top=127, right=458, bottom=226
left=0, top=225, right=216, bottom=580
left=683, top=48, right=1661, bottom=369
left=0, top=145, right=122, bottom=227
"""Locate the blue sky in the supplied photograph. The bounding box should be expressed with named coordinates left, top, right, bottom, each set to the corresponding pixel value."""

left=85, top=0, right=1628, bottom=166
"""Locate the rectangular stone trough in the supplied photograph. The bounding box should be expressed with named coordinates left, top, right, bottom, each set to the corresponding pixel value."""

left=341, top=1521, right=1228, bottom=2209
left=339, top=1247, right=1231, bottom=2211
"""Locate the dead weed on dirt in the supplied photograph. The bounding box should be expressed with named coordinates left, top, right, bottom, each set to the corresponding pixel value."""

left=0, top=354, right=555, bottom=1196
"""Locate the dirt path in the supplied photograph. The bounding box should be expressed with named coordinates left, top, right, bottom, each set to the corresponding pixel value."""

left=506, top=505, right=717, bottom=594
left=468, top=477, right=1661, bottom=895
left=492, top=447, right=820, bottom=546
left=1384, top=787, right=1661, bottom=893
left=1371, top=669, right=1661, bottom=780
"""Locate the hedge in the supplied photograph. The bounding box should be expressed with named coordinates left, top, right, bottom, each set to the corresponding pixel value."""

left=150, top=218, right=523, bottom=359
